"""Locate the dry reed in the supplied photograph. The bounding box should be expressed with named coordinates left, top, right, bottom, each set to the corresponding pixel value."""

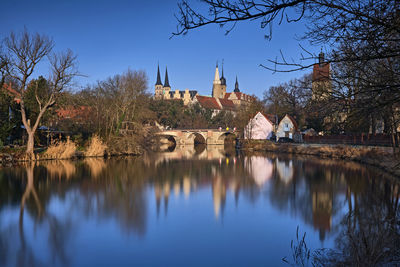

left=43, top=138, right=77, bottom=160
left=44, top=160, right=76, bottom=179
left=85, top=135, right=107, bottom=157
left=84, top=157, right=106, bottom=177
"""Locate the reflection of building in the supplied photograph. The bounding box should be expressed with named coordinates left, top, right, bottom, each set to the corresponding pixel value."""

left=312, top=190, right=332, bottom=241
left=276, top=159, right=293, bottom=184
left=212, top=176, right=226, bottom=219
left=245, top=156, right=273, bottom=186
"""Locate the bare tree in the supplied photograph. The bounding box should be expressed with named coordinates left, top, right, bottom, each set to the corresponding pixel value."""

left=175, top=0, right=400, bottom=137
left=0, top=44, right=8, bottom=89
left=174, top=0, right=400, bottom=70
left=3, top=29, right=78, bottom=158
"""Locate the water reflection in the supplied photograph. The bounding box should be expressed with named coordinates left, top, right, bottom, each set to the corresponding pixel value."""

left=244, top=156, right=273, bottom=186
left=0, top=146, right=399, bottom=266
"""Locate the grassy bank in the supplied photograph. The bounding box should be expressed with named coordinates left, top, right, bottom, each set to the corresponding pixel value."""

left=0, top=135, right=146, bottom=167
left=242, top=140, right=400, bottom=177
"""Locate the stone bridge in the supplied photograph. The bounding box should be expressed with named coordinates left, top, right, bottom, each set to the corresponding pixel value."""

left=156, top=129, right=238, bottom=146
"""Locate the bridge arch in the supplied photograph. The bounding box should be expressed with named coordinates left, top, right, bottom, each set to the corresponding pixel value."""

left=187, top=132, right=206, bottom=144
left=157, top=134, right=178, bottom=147
left=217, top=132, right=237, bottom=144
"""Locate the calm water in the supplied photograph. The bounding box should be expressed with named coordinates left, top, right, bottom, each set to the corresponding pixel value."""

left=0, top=145, right=399, bottom=266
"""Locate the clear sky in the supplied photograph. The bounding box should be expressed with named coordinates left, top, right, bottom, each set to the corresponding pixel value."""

left=2, top=0, right=317, bottom=98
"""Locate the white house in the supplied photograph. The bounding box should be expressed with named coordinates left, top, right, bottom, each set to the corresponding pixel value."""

left=276, top=114, right=298, bottom=139
left=244, top=112, right=275, bottom=140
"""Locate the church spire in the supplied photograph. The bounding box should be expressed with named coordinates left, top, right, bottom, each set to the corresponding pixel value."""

left=164, top=67, right=170, bottom=88
left=213, top=63, right=221, bottom=85
left=318, top=48, right=325, bottom=66
left=155, top=64, right=162, bottom=86
left=234, top=76, right=240, bottom=92
left=220, top=60, right=226, bottom=85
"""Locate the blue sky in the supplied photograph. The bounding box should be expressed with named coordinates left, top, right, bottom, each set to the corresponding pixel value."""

left=2, top=0, right=318, bottom=98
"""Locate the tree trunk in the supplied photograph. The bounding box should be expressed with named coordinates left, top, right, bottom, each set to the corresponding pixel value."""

left=26, top=131, right=35, bottom=160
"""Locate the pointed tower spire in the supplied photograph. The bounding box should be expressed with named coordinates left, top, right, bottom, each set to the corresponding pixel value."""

left=318, top=47, right=325, bottom=66
left=234, top=76, right=240, bottom=92
left=164, top=67, right=170, bottom=88
left=155, top=64, right=162, bottom=86
left=213, top=63, right=221, bottom=85
left=220, top=60, right=226, bottom=85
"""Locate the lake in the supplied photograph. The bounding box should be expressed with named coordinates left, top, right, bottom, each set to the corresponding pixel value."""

left=0, top=145, right=399, bottom=266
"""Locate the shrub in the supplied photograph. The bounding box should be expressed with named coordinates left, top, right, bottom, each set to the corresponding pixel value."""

left=84, top=135, right=107, bottom=157
left=43, top=138, right=77, bottom=159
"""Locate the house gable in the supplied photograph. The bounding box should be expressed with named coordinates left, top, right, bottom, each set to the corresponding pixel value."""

left=245, top=112, right=274, bottom=139
left=276, top=114, right=298, bottom=138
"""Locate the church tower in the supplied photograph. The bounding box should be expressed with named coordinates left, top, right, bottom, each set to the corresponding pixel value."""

left=234, top=76, right=240, bottom=92
left=155, top=64, right=163, bottom=99
left=212, top=63, right=224, bottom=98
left=312, top=51, right=331, bottom=100
left=163, top=66, right=171, bottom=99
left=220, top=63, right=227, bottom=97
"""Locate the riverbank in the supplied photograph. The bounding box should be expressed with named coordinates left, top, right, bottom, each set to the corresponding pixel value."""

left=0, top=135, right=146, bottom=167
left=242, top=140, right=400, bottom=177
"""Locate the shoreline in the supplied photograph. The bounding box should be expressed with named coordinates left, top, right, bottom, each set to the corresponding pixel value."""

left=0, top=150, right=143, bottom=167
left=2, top=142, right=399, bottom=178
left=241, top=140, right=400, bottom=178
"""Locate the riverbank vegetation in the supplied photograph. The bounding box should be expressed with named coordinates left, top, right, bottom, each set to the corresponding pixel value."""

left=242, top=140, right=400, bottom=177
left=2, top=0, right=400, bottom=162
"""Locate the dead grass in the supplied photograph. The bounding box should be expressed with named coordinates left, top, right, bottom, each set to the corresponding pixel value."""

left=43, top=138, right=77, bottom=160
left=84, top=157, right=106, bottom=177
left=243, top=140, right=400, bottom=176
left=44, top=160, right=76, bottom=179
left=85, top=135, right=107, bottom=157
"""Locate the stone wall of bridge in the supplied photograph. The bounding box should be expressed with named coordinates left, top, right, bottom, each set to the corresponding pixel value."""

left=156, top=129, right=238, bottom=146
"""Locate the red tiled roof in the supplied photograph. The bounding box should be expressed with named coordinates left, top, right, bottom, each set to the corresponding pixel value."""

left=262, top=113, right=276, bottom=125
left=2, top=83, right=21, bottom=103
left=195, top=95, right=221, bottom=110
left=225, top=92, right=256, bottom=102
left=286, top=114, right=298, bottom=131
left=224, top=92, right=231, bottom=99
left=218, top=98, right=235, bottom=110
left=312, top=63, right=330, bottom=82
left=57, top=106, right=92, bottom=120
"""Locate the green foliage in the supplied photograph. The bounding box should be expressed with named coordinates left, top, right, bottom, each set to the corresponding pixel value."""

left=0, top=89, right=21, bottom=144
left=149, top=100, right=239, bottom=129
left=24, top=76, right=56, bottom=125
left=149, top=99, right=186, bottom=128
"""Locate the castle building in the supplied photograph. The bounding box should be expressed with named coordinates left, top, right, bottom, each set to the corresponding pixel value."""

left=223, top=76, right=255, bottom=107
left=154, top=63, right=255, bottom=111
left=154, top=65, right=198, bottom=105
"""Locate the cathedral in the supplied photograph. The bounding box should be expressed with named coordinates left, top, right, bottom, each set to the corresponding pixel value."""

left=154, top=65, right=198, bottom=105
left=154, top=64, right=254, bottom=111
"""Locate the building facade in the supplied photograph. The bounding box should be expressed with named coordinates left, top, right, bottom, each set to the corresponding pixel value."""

left=312, top=51, right=331, bottom=101
left=244, top=112, right=275, bottom=140
left=153, top=63, right=254, bottom=111
left=276, top=114, right=298, bottom=139
left=154, top=65, right=198, bottom=105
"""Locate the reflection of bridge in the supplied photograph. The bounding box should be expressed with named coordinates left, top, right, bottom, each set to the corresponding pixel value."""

left=148, top=145, right=227, bottom=166
left=156, top=129, right=238, bottom=145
